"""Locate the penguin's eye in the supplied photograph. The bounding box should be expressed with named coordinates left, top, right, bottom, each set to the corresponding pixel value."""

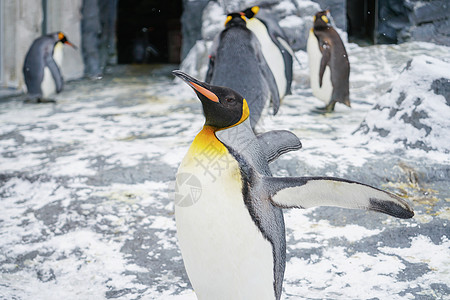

left=225, top=97, right=234, bottom=103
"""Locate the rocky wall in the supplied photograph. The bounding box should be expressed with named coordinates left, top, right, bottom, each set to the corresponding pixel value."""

left=378, top=0, right=450, bottom=45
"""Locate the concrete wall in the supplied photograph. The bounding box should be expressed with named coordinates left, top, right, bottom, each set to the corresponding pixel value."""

left=46, top=0, right=84, bottom=81
left=0, top=0, right=84, bottom=90
left=0, top=0, right=42, bottom=89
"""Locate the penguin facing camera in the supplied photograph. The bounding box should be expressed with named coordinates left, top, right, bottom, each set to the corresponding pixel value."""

left=205, top=12, right=280, bottom=130
left=242, top=5, right=295, bottom=100
left=23, top=32, right=77, bottom=103
left=307, top=10, right=350, bottom=112
left=172, top=70, right=414, bottom=300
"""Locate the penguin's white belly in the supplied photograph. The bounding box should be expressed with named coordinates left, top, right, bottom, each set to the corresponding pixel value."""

left=247, top=18, right=286, bottom=99
left=41, top=67, right=56, bottom=98
left=41, top=43, right=63, bottom=99
left=175, top=152, right=275, bottom=300
left=307, top=30, right=332, bottom=104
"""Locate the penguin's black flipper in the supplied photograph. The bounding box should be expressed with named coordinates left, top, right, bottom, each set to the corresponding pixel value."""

left=319, top=43, right=330, bottom=88
left=265, top=176, right=414, bottom=219
left=205, top=55, right=215, bottom=83
left=205, top=34, right=221, bottom=83
left=276, top=37, right=294, bottom=95
left=45, top=55, right=64, bottom=93
left=257, top=130, right=302, bottom=163
left=259, top=55, right=280, bottom=115
left=251, top=34, right=280, bottom=115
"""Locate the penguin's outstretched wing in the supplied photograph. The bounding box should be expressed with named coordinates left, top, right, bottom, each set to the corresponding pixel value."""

left=257, top=130, right=302, bottom=163
left=45, top=55, right=63, bottom=93
left=264, top=176, right=414, bottom=219
left=319, top=41, right=331, bottom=88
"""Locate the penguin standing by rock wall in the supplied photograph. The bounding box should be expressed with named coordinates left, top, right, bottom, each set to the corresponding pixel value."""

left=205, top=12, right=279, bottom=130
left=23, top=32, right=77, bottom=102
left=243, top=5, right=294, bottom=99
left=172, top=70, right=414, bottom=300
left=307, top=11, right=350, bottom=112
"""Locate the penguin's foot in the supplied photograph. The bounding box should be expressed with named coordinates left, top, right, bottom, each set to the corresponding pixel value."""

left=311, top=103, right=335, bottom=114
left=38, top=99, right=57, bottom=103
left=324, top=102, right=336, bottom=113
left=24, top=98, right=56, bottom=104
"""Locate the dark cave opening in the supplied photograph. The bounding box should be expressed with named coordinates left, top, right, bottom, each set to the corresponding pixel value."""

left=117, top=0, right=182, bottom=64
left=347, top=0, right=377, bottom=45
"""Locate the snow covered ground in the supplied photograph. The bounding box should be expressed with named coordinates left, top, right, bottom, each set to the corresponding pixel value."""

left=0, top=42, right=449, bottom=299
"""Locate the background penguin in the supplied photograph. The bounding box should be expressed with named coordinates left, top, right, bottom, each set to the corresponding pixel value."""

left=172, top=70, right=414, bottom=300
left=243, top=5, right=294, bottom=99
left=23, top=32, right=77, bottom=102
left=307, top=10, right=350, bottom=112
left=205, top=12, right=280, bottom=130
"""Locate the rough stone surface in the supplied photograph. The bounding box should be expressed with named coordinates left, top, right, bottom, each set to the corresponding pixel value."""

left=81, top=0, right=102, bottom=77
left=181, top=0, right=210, bottom=60
left=355, top=55, right=450, bottom=153
left=378, top=0, right=450, bottom=45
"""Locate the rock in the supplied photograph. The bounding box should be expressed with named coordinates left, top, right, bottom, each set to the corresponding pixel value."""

left=405, top=0, right=449, bottom=25
left=293, top=0, right=322, bottom=18
left=377, top=0, right=450, bottom=45
left=355, top=55, right=450, bottom=153
left=181, top=0, right=210, bottom=60
left=200, top=1, right=226, bottom=41
left=179, top=40, right=212, bottom=81
left=311, top=0, right=346, bottom=30
left=280, top=15, right=311, bottom=51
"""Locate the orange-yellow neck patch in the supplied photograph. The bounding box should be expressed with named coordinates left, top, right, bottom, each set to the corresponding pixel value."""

left=188, top=99, right=249, bottom=156
left=188, top=126, right=227, bottom=157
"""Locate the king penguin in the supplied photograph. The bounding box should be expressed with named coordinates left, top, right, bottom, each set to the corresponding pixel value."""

left=23, top=32, right=77, bottom=102
left=172, top=70, right=414, bottom=300
left=243, top=5, right=294, bottom=99
left=307, top=11, right=350, bottom=112
left=205, top=12, right=279, bottom=130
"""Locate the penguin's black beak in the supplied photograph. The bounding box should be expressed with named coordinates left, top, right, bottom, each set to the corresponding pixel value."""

left=61, top=36, right=78, bottom=50
left=65, top=40, right=78, bottom=50
left=172, top=70, right=219, bottom=103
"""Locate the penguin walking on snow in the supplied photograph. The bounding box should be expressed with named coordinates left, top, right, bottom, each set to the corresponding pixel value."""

left=242, top=5, right=295, bottom=99
left=172, top=70, right=413, bottom=300
left=23, top=32, right=77, bottom=102
left=205, top=12, right=279, bottom=130
left=307, top=11, right=350, bottom=112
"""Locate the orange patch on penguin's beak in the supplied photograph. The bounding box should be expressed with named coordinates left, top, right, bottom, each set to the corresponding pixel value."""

left=189, top=82, right=219, bottom=103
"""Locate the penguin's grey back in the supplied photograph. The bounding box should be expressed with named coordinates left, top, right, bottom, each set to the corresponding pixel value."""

left=210, top=26, right=270, bottom=128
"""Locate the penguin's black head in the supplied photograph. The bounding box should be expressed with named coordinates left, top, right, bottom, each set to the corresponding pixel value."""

left=172, top=70, right=249, bottom=129
left=57, top=32, right=78, bottom=49
left=224, top=12, right=247, bottom=28
left=313, top=10, right=331, bottom=29
left=242, top=6, right=259, bottom=19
